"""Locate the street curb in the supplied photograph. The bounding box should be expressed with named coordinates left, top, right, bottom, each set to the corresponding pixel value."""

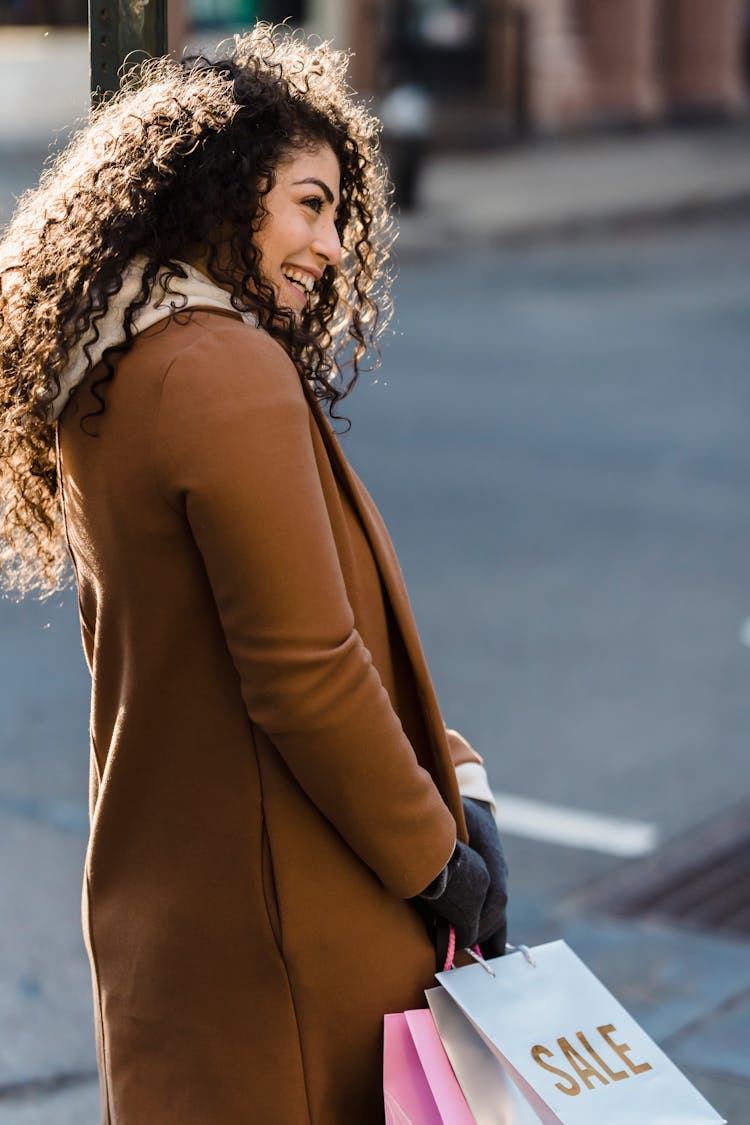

left=0, top=1070, right=98, bottom=1106
left=393, top=188, right=750, bottom=260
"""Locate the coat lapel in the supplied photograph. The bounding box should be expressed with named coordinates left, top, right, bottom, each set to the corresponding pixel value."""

left=304, top=386, right=464, bottom=825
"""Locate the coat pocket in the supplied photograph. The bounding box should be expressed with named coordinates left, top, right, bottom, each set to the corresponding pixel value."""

left=260, top=817, right=283, bottom=954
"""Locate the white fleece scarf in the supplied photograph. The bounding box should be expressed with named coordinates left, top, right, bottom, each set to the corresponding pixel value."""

left=50, top=258, right=258, bottom=420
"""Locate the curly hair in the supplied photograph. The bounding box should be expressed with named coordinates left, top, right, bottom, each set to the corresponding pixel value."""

left=0, top=23, right=395, bottom=596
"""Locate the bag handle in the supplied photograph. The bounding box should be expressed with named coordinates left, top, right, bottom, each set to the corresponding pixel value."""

left=442, top=925, right=457, bottom=971
left=443, top=926, right=485, bottom=972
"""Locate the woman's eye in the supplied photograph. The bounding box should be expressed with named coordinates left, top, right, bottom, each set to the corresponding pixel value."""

left=302, top=196, right=324, bottom=214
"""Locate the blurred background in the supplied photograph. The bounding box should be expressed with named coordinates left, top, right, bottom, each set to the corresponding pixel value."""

left=3, top=0, right=750, bottom=139
left=1, top=2, right=750, bottom=1122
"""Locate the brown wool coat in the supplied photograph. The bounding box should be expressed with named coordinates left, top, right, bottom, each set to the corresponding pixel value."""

left=58, top=309, right=480, bottom=1125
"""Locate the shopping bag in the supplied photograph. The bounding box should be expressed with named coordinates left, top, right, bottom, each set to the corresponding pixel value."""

left=426, top=985, right=547, bottom=1124
left=432, top=940, right=725, bottom=1125
left=404, top=1008, right=476, bottom=1124
left=384, top=1012, right=443, bottom=1125
left=383, top=1009, right=474, bottom=1124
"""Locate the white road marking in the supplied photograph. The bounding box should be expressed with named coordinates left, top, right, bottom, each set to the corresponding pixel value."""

left=738, top=618, right=750, bottom=648
left=492, top=791, right=659, bottom=858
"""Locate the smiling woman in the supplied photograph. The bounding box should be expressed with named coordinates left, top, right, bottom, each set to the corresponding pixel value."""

left=254, top=146, right=343, bottom=314
left=0, top=20, right=507, bottom=1125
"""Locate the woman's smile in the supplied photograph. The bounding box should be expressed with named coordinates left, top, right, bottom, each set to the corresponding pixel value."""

left=281, top=263, right=321, bottom=305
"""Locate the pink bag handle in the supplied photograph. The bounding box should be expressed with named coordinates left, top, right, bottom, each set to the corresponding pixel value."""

left=442, top=926, right=483, bottom=971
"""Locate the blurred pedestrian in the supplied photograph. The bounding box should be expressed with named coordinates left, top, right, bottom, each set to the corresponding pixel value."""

left=380, top=75, right=434, bottom=210
left=0, top=24, right=506, bottom=1124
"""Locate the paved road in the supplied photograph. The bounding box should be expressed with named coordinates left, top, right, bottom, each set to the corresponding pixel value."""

left=344, top=218, right=750, bottom=895
left=1, top=146, right=749, bottom=1117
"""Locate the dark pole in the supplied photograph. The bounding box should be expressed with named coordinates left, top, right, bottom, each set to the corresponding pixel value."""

left=89, top=0, right=169, bottom=104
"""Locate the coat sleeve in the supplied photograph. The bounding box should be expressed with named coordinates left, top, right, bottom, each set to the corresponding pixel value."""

left=154, top=323, right=456, bottom=899
left=446, top=728, right=497, bottom=814
left=445, top=728, right=483, bottom=769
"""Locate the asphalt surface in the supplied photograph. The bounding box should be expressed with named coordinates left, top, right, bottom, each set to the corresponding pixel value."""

left=1, top=156, right=749, bottom=1118
left=347, top=216, right=750, bottom=843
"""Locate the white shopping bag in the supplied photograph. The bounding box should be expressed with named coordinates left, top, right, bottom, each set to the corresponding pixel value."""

left=433, top=940, right=725, bottom=1125
left=426, top=985, right=545, bottom=1124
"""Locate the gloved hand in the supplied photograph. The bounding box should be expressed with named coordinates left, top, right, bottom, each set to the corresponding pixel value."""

left=462, top=796, right=509, bottom=958
left=416, top=839, right=490, bottom=951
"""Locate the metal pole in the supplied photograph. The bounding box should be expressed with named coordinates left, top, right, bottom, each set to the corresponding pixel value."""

left=89, top=0, right=169, bottom=103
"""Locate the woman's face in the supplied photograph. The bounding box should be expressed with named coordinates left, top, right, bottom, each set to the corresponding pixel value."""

left=254, top=143, right=343, bottom=317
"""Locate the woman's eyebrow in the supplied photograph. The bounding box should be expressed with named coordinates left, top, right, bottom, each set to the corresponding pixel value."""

left=293, top=177, right=335, bottom=205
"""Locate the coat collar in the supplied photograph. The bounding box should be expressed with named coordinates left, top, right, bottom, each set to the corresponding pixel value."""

left=52, top=259, right=257, bottom=421
left=302, top=382, right=464, bottom=824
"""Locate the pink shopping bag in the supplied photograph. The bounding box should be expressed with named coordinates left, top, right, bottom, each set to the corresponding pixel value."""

left=384, top=1012, right=443, bottom=1125
left=383, top=1009, right=475, bottom=1125
left=405, top=1009, right=476, bottom=1124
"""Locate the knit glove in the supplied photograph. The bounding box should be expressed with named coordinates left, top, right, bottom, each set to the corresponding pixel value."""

left=462, top=796, right=509, bottom=958
left=417, top=839, right=490, bottom=951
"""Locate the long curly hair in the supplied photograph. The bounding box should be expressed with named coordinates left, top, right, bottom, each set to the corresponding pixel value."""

left=0, top=23, right=394, bottom=596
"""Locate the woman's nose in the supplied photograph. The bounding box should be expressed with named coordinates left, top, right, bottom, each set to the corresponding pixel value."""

left=313, top=219, right=343, bottom=267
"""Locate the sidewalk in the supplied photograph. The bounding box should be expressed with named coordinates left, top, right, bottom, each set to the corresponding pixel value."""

left=396, top=122, right=750, bottom=255
left=1, top=28, right=750, bottom=249
left=0, top=28, right=89, bottom=148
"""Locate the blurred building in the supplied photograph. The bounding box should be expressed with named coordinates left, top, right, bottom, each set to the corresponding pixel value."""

left=184, top=0, right=750, bottom=142
left=1, top=0, right=747, bottom=143
left=577, top=0, right=748, bottom=127
left=0, top=0, right=85, bottom=21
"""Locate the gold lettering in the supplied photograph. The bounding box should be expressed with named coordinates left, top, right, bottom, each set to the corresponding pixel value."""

left=558, top=1036, right=610, bottom=1089
left=531, top=1045, right=581, bottom=1096
left=576, top=1031, right=628, bottom=1082
left=598, top=1024, right=653, bottom=1076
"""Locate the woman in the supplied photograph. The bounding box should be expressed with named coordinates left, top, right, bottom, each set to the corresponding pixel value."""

left=0, top=25, right=506, bottom=1124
